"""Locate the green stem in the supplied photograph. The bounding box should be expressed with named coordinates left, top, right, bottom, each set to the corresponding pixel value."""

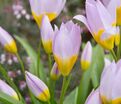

left=48, top=54, right=52, bottom=72
left=110, top=50, right=117, bottom=61
left=48, top=100, right=51, bottom=104
left=0, top=64, right=25, bottom=103
left=37, top=41, right=41, bottom=78
left=59, top=76, right=71, bottom=104
left=16, top=53, right=25, bottom=77
left=117, top=46, right=120, bottom=60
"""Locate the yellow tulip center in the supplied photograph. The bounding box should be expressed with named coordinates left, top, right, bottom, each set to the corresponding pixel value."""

left=12, top=93, right=19, bottom=101
left=32, top=12, right=57, bottom=27
left=42, top=39, right=52, bottom=54
left=4, top=40, right=17, bottom=54
left=81, top=60, right=90, bottom=71
left=101, top=96, right=121, bottom=104
left=93, top=29, right=120, bottom=50
left=37, top=89, right=50, bottom=102
left=54, top=55, right=77, bottom=76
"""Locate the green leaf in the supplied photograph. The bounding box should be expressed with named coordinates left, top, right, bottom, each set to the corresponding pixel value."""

left=15, top=35, right=46, bottom=82
left=91, top=45, right=104, bottom=88
left=64, top=88, right=78, bottom=104
left=76, top=45, right=104, bottom=104
left=0, top=91, right=23, bottom=104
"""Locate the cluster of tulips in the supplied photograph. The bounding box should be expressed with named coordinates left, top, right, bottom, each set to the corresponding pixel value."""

left=0, top=0, right=121, bottom=104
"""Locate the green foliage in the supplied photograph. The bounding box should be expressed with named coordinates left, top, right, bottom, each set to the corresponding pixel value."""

left=76, top=45, right=104, bottom=104
left=15, top=35, right=46, bottom=82
left=64, top=88, right=78, bottom=104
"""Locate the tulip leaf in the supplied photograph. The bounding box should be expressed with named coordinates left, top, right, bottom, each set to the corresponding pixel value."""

left=15, top=35, right=46, bottom=82
left=63, top=88, right=78, bottom=104
left=76, top=45, right=104, bottom=104
left=0, top=91, right=23, bottom=104
left=91, top=45, right=104, bottom=88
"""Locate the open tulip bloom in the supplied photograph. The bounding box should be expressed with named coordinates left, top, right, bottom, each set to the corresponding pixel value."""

left=101, top=0, right=121, bottom=26
left=53, top=21, right=81, bottom=76
left=85, top=60, right=121, bottom=104
left=74, top=0, right=120, bottom=50
left=29, top=0, right=66, bottom=27
left=0, top=27, right=17, bottom=54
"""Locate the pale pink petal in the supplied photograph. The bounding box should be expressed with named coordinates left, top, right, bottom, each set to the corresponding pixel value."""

left=41, top=15, right=54, bottom=41
left=85, top=89, right=102, bottom=104
left=100, top=62, right=116, bottom=100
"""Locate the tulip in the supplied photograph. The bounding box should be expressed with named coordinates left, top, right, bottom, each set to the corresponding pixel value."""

left=100, top=60, right=121, bottom=103
left=81, top=41, right=92, bottom=71
left=0, top=27, right=17, bottom=54
left=101, top=0, right=121, bottom=26
left=41, top=15, right=55, bottom=54
left=25, top=71, right=50, bottom=102
left=0, top=80, right=19, bottom=100
left=29, top=0, right=66, bottom=27
left=50, top=62, right=61, bottom=80
left=74, top=0, right=120, bottom=50
left=53, top=21, right=81, bottom=76
left=85, top=89, right=102, bottom=104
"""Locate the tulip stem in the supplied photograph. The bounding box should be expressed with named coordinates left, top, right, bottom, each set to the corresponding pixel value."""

left=16, top=53, right=25, bottom=77
left=48, top=100, right=51, bottom=104
left=48, top=54, right=52, bottom=72
left=117, top=46, right=120, bottom=60
left=59, top=75, right=71, bottom=104
left=37, top=40, right=41, bottom=78
left=110, top=50, right=117, bottom=61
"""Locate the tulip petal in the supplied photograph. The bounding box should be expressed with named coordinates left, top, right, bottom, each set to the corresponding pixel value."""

left=85, top=89, right=102, bottom=104
left=73, top=15, right=91, bottom=32
left=100, top=62, right=116, bottom=101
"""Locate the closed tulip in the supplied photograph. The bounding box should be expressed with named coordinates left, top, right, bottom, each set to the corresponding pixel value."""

left=41, top=15, right=56, bottom=54
left=0, top=27, right=17, bottom=54
left=74, top=0, right=120, bottom=50
left=53, top=21, right=81, bottom=76
left=0, top=80, right=19, bottom=100
left=81, top=41, right=92, bottom=71
left=50, top=62, right=61, bottom=80
left=25, top=71, right=50, bottom=102
left=29, top=0, right=66, bottom=27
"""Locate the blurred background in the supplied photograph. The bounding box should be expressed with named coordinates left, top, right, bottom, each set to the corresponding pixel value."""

left=0, top=0, right=93, bottom=103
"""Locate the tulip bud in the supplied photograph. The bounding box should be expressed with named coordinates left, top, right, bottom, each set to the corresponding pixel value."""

left=41, top=15, right=54, bottom=54
left=0, top=27, right=17, bottom=54
left=81, top=41, right=92, bottom=71
left=0, top=80, right=19, bottom=100
left=25, top=71, right=50, bottom=102
left=50, top=63, right=61, bottom=80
